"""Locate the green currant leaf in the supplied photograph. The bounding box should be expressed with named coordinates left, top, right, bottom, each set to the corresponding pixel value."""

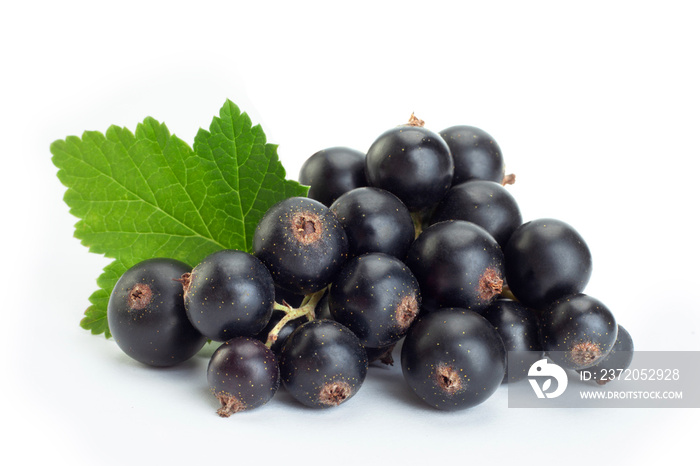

left=51, top=100, right=308, bottom=337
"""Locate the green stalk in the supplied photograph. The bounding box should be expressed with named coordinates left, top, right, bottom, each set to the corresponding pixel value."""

left=265, top=288, right=326, bottom=348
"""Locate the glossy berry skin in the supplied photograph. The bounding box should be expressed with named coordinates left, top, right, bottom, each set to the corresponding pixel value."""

left=279, top=320, right=368, bottom=409
left=405, top=220, right=504, bottom=313
left=298, top=147, right=367, bottom=206
left=253, top=197, right=349, bottom=295
left=429, top=180, right=522, bottom=247
left=313, top=291, right=333, bottom=320
left=329, top=253, right=421, bottom=348
left=540, top=294, right=617, bottom=370
left=504, top=218, right=592, bottom=309
left=183, top=250, right=275, bottom=342
left=365, top=124, right=453, bottom=212
left=107, top=258, right=206, bottom=367
left=207, top=337, right=280, bottom=417
left=481, top=299, right=543, bottom=383
left=440, top=125, right=504, bottom=185
left=401, top=308, right=506, bottom=410
left=330, top=187, right=415, bottom=260
left=578, top=325, right=634, bottom=385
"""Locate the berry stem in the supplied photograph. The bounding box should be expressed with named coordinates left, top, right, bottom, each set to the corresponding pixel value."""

left=273, top=301, right=293, bottom=312
left=265, top=289, right=326, bottom=348
left=410, top=211, right=424, bottom=239
left=500, top=285, right=518, bottom=301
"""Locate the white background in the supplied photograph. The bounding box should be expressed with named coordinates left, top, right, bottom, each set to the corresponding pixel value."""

left=2, top=1, right=699, bottom=464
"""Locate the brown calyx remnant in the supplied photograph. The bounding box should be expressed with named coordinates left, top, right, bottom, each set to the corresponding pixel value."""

left=395, top=295, right=419, bottom=330
left=478, top=267, right=504, bottom=301
left=378, top=345, right=395, bottom=366
left=571, top=341, right=603, bottom=368
left=501, top=173, right=516, bottom=186
left=291, top=211, right=323, bottom=245
left=127, top=283, right=153, bottom=310
left=319, top=381, right=352, bottom=406
left=216, top=394, right=246, bottom=418
left=406, top=113, right=425, bottom=127
left=436, top=364, right=463, bottom=396
left=175, top=272, right=192, bottom=298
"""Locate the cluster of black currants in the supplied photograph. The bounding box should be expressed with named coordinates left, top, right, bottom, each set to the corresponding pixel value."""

left=107, top=115, right=633, bottom=416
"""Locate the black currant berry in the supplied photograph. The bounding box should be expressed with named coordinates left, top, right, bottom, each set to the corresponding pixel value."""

left=329, top=253, right=421, bottom=348
left=540, top=293, right=617, bottom=370
left=365, top=116, right=453, bottom=212
left=440, top=125, right=505, bottom=185
left=330, top=187, right=415, bottom=260
left=207, top=337, right=280, bottom=417
left=253, top=197, right=349, bottom=295
left=182, top=249, right=275, bottom=342
left=401, top=308, right=506, bottom=410
left=107, top=258, right=206, bottom=367
left=298, top=147, right=367, bottom=206
left=481, top=299, right=543, bottom=383
left=504, top=218, right=592, bottom=309
left=578, top=324, right=634, bottom=385
left=405, top=220, right=504, bottom=313
left=279, top=320, right=368, bottom=409
left=429, top=180, right=522, bottom=247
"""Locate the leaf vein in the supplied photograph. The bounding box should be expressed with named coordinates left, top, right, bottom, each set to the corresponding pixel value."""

left=60, top=141, right=226, bottom=249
